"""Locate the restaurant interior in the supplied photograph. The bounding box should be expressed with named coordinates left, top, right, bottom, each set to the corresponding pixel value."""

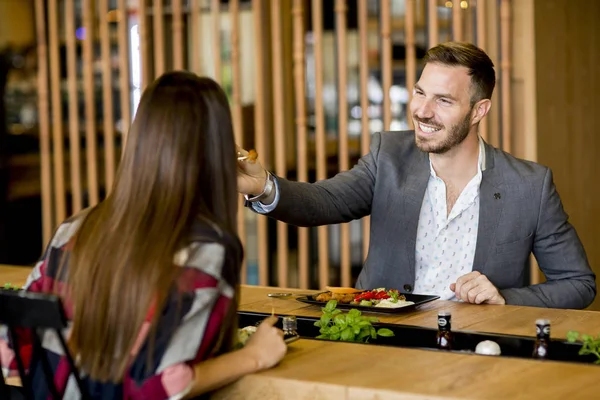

left=0, top=0, right=599, bottom=398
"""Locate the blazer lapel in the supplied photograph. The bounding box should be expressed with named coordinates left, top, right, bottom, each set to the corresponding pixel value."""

left=403, top=151, right=430, bottom=282
left=473, top=143, right=505, bottom=275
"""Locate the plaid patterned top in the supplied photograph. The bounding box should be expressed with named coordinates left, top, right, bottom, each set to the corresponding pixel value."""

left=1, top=210, right=243, bottom=399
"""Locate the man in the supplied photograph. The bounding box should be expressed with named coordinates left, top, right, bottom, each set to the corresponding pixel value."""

left=237, top=42, right=596, bottom=309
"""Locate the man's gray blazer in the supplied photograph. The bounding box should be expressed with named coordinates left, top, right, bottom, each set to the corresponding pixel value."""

left=265, top=130, right=596, bottom=309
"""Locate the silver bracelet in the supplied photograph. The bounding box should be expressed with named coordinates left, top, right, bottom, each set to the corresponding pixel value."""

left=244, top=172, right=274, bottom=202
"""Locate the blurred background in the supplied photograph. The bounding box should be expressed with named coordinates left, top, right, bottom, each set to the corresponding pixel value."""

left=0, top=0, right=599, bottom=308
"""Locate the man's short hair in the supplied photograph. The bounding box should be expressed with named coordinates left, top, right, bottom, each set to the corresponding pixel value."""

left=424, top=42, right=496, bottom=103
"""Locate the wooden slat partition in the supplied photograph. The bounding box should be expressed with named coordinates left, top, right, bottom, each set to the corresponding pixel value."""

left=230, top=0, right=247, bottom=283
left=252, top=0, right=269, bottom=286
left=65, top=0, right=82, bottom=213
left=48, top=0, right=66, bottom=223
left=335, top=0, right=351, bottom=288
left=211, top=0, right=221, bottom=82
left=191, top=0, right=202, bottom=74
left=358, top=0, right=370, bottom=262
left=153, top=0, right=165, bottom=77
left=172, top=0, right=184, bottom=70
left=270, top=0, right=288, bottom=288
left=476, top=0, right=488, bottom=142
left=453, top=0, right=463, bottom=41
left=139, top=0, right=151, bottom=89
left=500, top=0, right=512, bottom=153
left=428, top=0, right=439, bottom=47
left=33, top=0, right=512, bottom=291
left=380, top=0, right=392, bottom=131
left=405, top=0, right=416, bottom=129
left=118, top=0, right=132, bottom=153
left=100, top=0, right=116, bottom=192
left=83, top=0, right=99, bottom=206
left=35, top=0, right=53, bottom=244
left=312, top=0, right=329, bottom=289
left=292, top=0, right=309, bottom=289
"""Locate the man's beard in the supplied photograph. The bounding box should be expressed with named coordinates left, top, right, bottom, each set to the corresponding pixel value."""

left=414, top=109, right=472, bottom=154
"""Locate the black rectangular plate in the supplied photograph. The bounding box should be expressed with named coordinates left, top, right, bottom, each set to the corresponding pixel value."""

left=295, top=293, right=440, bottom=313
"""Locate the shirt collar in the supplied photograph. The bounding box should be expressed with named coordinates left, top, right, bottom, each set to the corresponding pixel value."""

left=429, top=135, right=486, bottom=178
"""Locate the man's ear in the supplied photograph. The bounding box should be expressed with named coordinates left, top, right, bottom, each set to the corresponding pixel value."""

left=471, top=99, right=492, bottom=125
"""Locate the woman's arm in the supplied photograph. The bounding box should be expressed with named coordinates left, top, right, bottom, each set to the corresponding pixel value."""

left=184, top=316, right=286, bottom=398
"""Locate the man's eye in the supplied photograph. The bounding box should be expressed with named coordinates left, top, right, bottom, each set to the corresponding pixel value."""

left=438, top=98, right=451, bottom=105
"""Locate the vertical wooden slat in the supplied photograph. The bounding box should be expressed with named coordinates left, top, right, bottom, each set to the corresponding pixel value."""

left=252, top=0, right=269, bottom=286
left=500, top=0, right=511, bottom=153
left=153, top=0, right=165, bottom=77
left=312, top=0, right=329, bottom=288
left=172, top=0, right=184, bottom=70
left=292, top=0, right=309, bottom=289
left=48, top=0, right=66, bottom=223
left=100, top=0, right=116, bottom=192
left=35, top=0, right=53, bottom=243
left=271, top=0, right=289, bottom=288
left=211, top=0, right=221, bottom=82
left=476, top=0, right=488, bottom=142
left=230, top=0, right=247, bottom=283
left=427, top=0, right=439, bottom=47
left=358, top=0, right=370, bottom=262
left=381, top=0, right=392, bottom=130
left=335, top=0, right=351, bottom=288
left=65, top=0, right=82, bottom=213
left=118, top=0, right=132, bottom=154
left=452, top=0, right=463, bottom=41
left=405, top=0, right=416, bottom=129
left=191, top=0, right=202, bottom=74
left=83, top=0, right=99, bottom=205
left=139, top=0, right=151, bottom=88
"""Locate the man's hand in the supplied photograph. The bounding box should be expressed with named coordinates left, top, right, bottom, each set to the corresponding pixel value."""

left=237, top=146, right=268, bottom=195
left=449, top=271, right=506, bottom=305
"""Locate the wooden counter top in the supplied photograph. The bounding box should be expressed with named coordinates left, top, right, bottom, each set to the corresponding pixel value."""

left=2, top=267, right=599, bottom=398
left=213, top=336, right=598, bottom=400
left=226, top=285, right=600, bottom=399
left=240, top=285, right=600, bottom=340
left=0, top=264, right=32, bottom=288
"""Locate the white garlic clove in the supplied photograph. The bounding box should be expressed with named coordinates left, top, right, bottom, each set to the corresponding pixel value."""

left=475, top=340, right=502, bottom=356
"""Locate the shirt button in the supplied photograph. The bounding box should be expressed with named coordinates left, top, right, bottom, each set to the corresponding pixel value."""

left=403, top=284, right=413, bottom=292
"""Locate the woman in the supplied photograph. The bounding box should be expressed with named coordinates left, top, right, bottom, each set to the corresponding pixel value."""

left=1, top=72, right=287, bottom=399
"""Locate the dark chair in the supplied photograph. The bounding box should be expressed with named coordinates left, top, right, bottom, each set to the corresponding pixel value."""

left=0, top=289, right=90, bottom=399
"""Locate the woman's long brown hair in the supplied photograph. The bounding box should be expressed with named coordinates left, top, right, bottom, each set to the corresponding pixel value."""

left=65, top=72, right=240, bottom=382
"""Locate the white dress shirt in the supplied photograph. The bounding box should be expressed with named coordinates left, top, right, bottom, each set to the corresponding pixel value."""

left=413, top=137, right=486, bottom=300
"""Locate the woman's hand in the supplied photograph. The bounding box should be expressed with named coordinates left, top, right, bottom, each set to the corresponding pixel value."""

left=242, top=316, right=287, bottom=370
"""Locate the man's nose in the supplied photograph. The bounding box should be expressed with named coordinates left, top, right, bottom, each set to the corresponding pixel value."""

left=413, top=99, right=434, bottom=119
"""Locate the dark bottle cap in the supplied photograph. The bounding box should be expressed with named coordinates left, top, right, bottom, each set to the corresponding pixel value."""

left=437, top=311, right=451, bottom=330
left=535, top=319, right=550, bottom=338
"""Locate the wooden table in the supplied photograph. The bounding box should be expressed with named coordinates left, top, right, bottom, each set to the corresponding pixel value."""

left=0, top=264, right=32, bottom=288
left=216, top=285, right=600, bottom=400
left=2, top=267, right=599, bottom=399
left=239, top=285, right=600, bottom=340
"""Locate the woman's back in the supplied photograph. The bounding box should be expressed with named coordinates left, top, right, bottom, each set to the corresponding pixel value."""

left=3, top=209, right=242, bottom=399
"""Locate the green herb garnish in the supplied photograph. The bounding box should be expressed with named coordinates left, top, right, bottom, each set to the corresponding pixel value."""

left=314, top=300, right=394, bottom=343
left=2, top=283, right=20, bottom=291
left=388, top=289, right=400, bottom=303
left=566, top=330, right=600, bottom=364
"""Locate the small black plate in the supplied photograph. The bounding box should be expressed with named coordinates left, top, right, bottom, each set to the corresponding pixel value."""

left=295, top=293, right=440, bottom=313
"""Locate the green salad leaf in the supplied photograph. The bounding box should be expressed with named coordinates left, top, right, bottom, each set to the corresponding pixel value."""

left=566, top=330, right=600, bottom=364
left=314, top=300, right=395, bottom=343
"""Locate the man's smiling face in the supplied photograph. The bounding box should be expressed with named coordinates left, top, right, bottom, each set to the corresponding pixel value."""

left=409, top=63, right=476, bottom=154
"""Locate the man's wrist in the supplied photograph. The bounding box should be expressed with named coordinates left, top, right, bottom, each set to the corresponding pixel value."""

left=245, top=172, right=274, bottom=203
